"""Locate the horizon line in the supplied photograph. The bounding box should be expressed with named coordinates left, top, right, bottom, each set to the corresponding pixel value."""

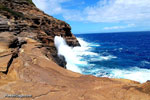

left=74, top=30, right=150, bottom=34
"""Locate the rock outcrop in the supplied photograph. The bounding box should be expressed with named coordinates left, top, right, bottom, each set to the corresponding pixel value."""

left=0, top=0, right=80, bottom=69
left=0, top=0, right=150, bottom=100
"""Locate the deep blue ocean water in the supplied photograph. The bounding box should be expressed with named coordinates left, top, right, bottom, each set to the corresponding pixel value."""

left=74, top=31, right=150, bottom=83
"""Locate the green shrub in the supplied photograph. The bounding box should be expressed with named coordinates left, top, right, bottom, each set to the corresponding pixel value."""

left=0, top=5, right=24, bottom=18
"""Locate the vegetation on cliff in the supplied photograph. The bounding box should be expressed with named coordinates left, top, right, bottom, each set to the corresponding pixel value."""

left=0, top=4, right=24, bottom=18
left=0, top=0, right=80, bottom=68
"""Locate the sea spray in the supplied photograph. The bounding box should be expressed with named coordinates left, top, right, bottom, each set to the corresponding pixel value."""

left=53, top=36, right=150, bottom=83
left=54, top=36, right=100, bottom=73
left=54, top=36, right=82, bottom=73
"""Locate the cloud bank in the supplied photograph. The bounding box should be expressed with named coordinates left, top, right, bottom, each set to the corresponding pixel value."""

left=83, top=0, right=150, bottom=22
left=33, top=0, right=69, bottom=14
left=104, top=24, right=136, bottom=30
left=33, top=0, right=150, bottom=30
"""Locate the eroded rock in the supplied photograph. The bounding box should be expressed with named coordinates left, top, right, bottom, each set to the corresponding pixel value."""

left=0, top=1, right=150, bottom=100
left=0, top=0, right=80, bottom=68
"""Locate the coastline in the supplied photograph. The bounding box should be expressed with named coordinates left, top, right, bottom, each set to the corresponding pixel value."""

left=0, top=0, right=150, bottom=100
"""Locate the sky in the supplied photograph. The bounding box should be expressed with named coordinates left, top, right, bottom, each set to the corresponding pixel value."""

left=33, top=0, right=150, bottom=34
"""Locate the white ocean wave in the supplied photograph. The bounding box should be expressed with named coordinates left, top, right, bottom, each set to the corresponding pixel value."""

left=77, top=38, right=100, bottom=47
left=77, top=38, right=90, bottom=47
left=89, top=55, right=117, bottom=62
left=110, top=67, right=150, bottom=83
left=54, top=36, right=82, bottom=73
left=141, top=60, right=150, bottom=64
left=94, top=67, right=150, bottom=83
left=75, top=38, right=99, bottom=56
left=54, top=36, right=150, bottom=83
left=54, top=36, right=101, bottom=73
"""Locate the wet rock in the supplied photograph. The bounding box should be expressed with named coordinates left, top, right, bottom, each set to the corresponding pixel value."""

left=57, top=55, right=67, bottom=68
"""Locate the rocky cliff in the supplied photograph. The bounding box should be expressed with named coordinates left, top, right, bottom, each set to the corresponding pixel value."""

left=0, top=0, right=80, bottom=69
left=0, top=0, right=150, bottom=100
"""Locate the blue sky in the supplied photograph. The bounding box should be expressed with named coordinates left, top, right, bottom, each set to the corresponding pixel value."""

left=33, top=0, right=150, bottom=34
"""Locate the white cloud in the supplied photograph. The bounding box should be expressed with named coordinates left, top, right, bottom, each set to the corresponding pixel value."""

left=32, top=0, right=47, bottom=10
left=64, top=0, right=150, bottom=23
left=33, top=0, right=150, bottom=24
left=33, top=0, right=70, bottom=14
left=84, top=0, right=150, bottom=22
left=63, top=10, right=84, bottom=21
left=104, top=24, right=136, bottom=30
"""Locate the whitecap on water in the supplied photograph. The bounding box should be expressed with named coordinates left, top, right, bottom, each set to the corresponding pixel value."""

left=77, top=38, right=100, bottom=47
left=109, top=67, right=150, bottom=83
left=54, top=36, right=150, bottom=83
left=77, top=38, right=90, bottom=47
left=94, top=67, right=150, bottom=83
left=74, top=38, right=99, bottom=57
left=89, top=55, right=117, bottom=62
left=54, top=36, right=96, bottom=73
left=54, top=36, right=82, bottom=73
left=141, top=60, right=150, bottom=64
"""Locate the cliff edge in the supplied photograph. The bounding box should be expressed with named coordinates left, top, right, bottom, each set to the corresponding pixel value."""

left=0, top=0, right=80, bottom=68
left=0, top=0, right=150, bottom=100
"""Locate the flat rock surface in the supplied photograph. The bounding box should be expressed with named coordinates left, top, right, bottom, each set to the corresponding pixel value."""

left=0, top=0, right=150, bottom=100
left=0, top=36, right=149, bottom=100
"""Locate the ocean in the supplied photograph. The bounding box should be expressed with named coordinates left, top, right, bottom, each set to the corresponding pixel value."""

left=54, top=31, right=150, bottom=83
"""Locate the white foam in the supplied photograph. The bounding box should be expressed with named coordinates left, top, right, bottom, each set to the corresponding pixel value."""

left=109, top=67, right=150, bottom=83
left=72, top=47, right=96, bottom=56
left=77, top=38, right=90, bottom=47
left=100, top=55, right=117, bottom=60
left=90, top=55, right=117, bottom=61
left=75, top=38, right=99, bottom=56
left=54, top=36, right=100, bottom=73
left=77, top=38, right=100, bottom=47
left=94, top=67, right=150, bottom=83
left=54, top=36, right=82, bottom=73
left=119, top=48, right=123, bottom=50
left=54, top=36, right=150, bottom=83
left=141, top=60, right=150, bottom=64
